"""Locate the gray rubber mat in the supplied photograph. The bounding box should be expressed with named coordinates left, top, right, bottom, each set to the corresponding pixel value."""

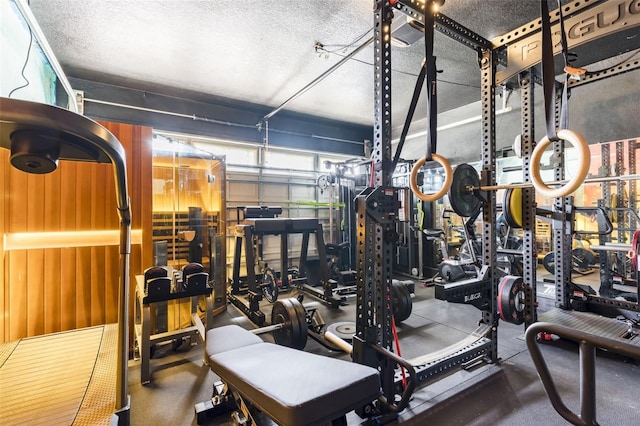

left=539, top=308, right=640, bottom=346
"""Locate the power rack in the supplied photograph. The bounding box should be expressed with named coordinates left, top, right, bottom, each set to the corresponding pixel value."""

left=352, top=0, right=640, bottom=419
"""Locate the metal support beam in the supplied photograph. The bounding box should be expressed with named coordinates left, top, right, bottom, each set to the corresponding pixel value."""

left=354, top=2, right=396, bottom=417
left=395, top=1, right=492, bottom=52
left=479, top=47, right=499, bottom=361
left=520, top=69, right=538, bottom=326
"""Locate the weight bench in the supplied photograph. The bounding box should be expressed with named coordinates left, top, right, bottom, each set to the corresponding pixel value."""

left=196, top=324, right=381, bottom=425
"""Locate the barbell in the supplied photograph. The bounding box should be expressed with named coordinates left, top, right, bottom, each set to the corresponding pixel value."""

left=410, top=129, right=594, bottom=203
left=448, top=160, right=640, bottom=219
left=249, top=297, right=308, bottom=350
left=465, top=174, right=640, bottom=193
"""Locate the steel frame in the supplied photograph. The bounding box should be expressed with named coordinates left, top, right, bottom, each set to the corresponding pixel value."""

left=353, top=0, right=640, bottom=420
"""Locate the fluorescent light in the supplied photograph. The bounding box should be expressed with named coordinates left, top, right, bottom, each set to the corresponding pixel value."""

left=394, top=107, right=513, bottom=144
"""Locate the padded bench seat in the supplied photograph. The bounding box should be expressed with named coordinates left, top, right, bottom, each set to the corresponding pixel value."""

left=205, top=325, right=381, bottom=426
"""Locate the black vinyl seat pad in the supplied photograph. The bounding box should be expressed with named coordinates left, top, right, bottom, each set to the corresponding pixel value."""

left=206, top=325, right=381, bottom=426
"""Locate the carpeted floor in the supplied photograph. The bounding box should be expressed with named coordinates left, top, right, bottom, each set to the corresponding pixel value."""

left=128, top=270, right=640, bottom=426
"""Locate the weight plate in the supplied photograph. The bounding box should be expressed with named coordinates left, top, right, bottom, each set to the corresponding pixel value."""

left=497, top=275, right=527, bottom=325
left=631, top=230, right=640, bottom=270
left=289, top=297, right=308, bottom=350
left=542, top=252, right=554, bottom=274
left=329, top=262, right=345, bottom=286
left=261, top=267, right=278, bottom=303
left=503, top=188, right=516, bottom=229
left=610, top=193, right=618, bottom=223
left=391, top=281, right=412, bottom=324
left=325, top=321, right=356, bottom=341
left=571, top=248, right=593, bottom=271
left=448, top=163, right=481, bottom=217
left=503, top=186, right=523, bottom=229
left=271, top=298, right=307, bottom=350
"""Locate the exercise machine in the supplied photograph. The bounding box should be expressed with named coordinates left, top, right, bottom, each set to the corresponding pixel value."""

left=0, top=98, right=131, bottom=424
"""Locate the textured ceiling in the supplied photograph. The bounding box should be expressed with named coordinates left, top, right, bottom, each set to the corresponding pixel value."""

left=25, top=0, right=640, bottom=166
left=28, top=0, right=549, bottom=128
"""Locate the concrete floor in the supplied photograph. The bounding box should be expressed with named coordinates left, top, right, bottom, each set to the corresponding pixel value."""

left=128, top=270, right=640, bottom=425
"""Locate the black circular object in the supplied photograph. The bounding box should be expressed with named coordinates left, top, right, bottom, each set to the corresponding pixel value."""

left=448, top=164, right=482, bottom=217
left=543, top=252, right=555, bottom=274
left=261, top=267, right=279, bottom=303
left=329, top=261, right=344, bottom=286
left=503, top=188, right=516, bottom=228
left=632, top=230, right=640, bottom=270
left=571, top=248, right=594, bottom=271
left=271, top=298, right=307, bottom=350
left=10, top=130, right=60, bottom=174
left=391, top=281, right=412, bottom=324
left=325, top=321, right=356, bottom=341
left=497, top=275, right=527, bottom=325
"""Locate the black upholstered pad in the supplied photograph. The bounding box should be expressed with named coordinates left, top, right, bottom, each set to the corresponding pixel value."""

left=206, top=325, right=381, bottom=426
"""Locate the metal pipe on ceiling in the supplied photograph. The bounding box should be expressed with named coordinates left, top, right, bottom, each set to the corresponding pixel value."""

left=82, top=97, right=364, bottom=145
left=259, top=36, right=374, bottom=125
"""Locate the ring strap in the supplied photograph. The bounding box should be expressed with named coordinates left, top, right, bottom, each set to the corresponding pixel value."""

left=540, top=0, right=559, bottom=140
left=424, top=0, right=438, bottom=161
left=392, top=61, right=427, bottom=170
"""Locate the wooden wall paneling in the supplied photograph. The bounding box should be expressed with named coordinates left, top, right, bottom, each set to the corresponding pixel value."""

left=75, top=163, right=93, bottom=329
left=2, top=121, right=152, bottom=343
left=26, top=173, right=46, bottom=337
left=104, top=246, right=118, bottom=324
left=8, top=164, right=28, bottom=341
left=99, top=121, right=153, bottom=345
left=43, top=248, right=62, bottom=333
left=140, top=126, right=154, bottom=268
left=0, top=150, right=6, bottom=342
left=43, top=165, right=62, bottom=334
left=90, top=163, right=107, bottom=326
left=59, top=162, right=77, bottom=331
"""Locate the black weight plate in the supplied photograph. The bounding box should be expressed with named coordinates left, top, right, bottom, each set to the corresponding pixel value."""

left=271, top=299, right=297, bottom=349
left=261, top=267, right=278, bottom=303
left=289, top=297, right=308, bottom=349
left=503, top=188, right=516, bottom=228
left=632, top=229, right=640, bottom=270
left=497, top=275, right=527, bottom=325
left=271, top=298, right=307, bottom=350
left=391, top=281, right=412, bottom=324
left=448, top=164, right=481, bottom=217
left=542, top=252, right=554, bottom=274
left=571, top=248, right=592, bottom=271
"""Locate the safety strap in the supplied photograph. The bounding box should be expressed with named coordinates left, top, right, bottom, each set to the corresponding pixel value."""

left=540, top=0, right=559, bottom=140
left=424, top=0, right=438, bottom=161
left=392, top=61, right=427, bottom=170
left=556, top=0, right=570, bottom=130
left=541, top=0, right=575, bottom=137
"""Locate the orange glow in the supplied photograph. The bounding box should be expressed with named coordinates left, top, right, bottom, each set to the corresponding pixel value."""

left=4, top=229, right=143, bottom=250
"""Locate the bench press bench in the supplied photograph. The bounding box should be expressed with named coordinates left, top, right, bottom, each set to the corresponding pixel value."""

left=196, top=324, right=382, bottom=425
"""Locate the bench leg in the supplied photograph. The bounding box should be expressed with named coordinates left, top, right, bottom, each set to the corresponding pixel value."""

left=231, top=389, right=258, bottom=425
left=194, top=381, right=236, bottom=425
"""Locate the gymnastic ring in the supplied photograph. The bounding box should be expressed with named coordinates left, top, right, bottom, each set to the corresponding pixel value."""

left=530, top=129, right=590, bottom=199
left=410, top=153, right=453, bottom=202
